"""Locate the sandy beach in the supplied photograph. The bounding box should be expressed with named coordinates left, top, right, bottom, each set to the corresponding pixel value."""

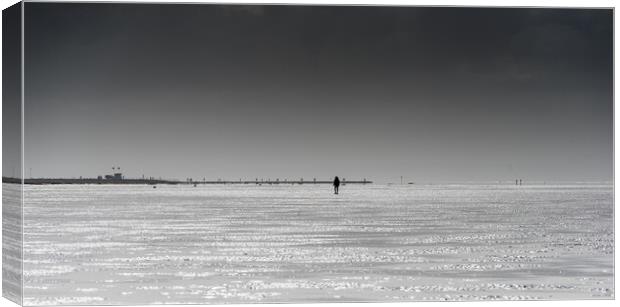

left=7, top=183, right=612, bottom=305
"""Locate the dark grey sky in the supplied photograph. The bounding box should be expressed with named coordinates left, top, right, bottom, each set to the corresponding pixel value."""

left=2, top=2, right=21, bottom=179
left=23, top=3, right=612, bottom=183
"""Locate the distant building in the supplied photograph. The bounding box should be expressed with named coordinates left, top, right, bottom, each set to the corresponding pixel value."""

left=105, top=173, right=123, bottom=180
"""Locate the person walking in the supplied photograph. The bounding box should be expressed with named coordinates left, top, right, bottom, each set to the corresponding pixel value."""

left=333, top=176, right=340, bottom=194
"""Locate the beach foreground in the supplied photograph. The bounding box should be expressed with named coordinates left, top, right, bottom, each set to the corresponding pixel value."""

left=10, top=183, right=614, bottom=304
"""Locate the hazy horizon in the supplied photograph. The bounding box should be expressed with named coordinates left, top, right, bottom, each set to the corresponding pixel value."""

left=5, top=4, right=612, bottom=183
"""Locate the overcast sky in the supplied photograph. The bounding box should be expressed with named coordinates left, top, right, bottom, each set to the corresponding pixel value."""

left=21, top=3, right=612, bottom=183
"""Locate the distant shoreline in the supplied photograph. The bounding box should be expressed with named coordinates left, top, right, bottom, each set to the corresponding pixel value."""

left=2, top=177, right=611, bottom=186
left=1, top=177, right=373, bottom=185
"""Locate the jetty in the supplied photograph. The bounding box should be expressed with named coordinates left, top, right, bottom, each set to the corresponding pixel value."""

left=3, top=177, right=372, bottom=185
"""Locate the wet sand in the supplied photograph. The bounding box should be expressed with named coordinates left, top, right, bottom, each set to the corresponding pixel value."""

left=12, top=183, right=614, bottom=305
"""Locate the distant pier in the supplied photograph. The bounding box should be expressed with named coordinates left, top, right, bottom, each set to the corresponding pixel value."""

left=3, top=177, right=373, bottom=185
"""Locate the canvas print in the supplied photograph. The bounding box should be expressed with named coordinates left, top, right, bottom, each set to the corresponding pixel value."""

left=1, top=1, right=614, bottom=305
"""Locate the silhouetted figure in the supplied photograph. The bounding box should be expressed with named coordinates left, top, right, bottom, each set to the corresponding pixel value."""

left=333, top=176, right=340, bottom=194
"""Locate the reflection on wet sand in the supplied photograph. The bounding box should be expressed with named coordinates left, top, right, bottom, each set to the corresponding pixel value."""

left=16, top=184, right=614, bottom=305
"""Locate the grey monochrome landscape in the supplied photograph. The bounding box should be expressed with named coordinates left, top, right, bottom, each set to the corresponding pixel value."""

left=1, top=2, right=614, bottom=305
